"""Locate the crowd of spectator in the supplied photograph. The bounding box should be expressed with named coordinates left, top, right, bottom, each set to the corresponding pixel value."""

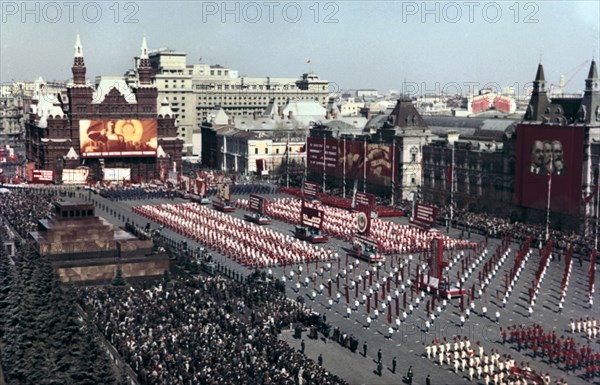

left=0, top=188, right=59, bottom=238
left=442, top=207, right=591, bottom=255
left=99, top=186, right=177, bottom=201
left=79, top=272, right=348, bottom=385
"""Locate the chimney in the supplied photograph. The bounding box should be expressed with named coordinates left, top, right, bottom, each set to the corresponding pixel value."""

left=326, top=111, right=331, bottom=120
left=332, top=110, right=337, bottom=119
left=288, top=111, right=293, bottom=120
left=253, top=111, right=258, bottom=120
left=278, top=106, right=283, bottom=117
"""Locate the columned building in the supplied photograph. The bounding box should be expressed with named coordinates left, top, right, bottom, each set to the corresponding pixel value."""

left=143, top=50, right=330, bottom=158
left=25, top=36, right=183, bottom=184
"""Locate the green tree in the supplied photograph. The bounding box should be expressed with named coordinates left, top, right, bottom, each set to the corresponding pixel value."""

left=112, top=265, right=126, bottom=286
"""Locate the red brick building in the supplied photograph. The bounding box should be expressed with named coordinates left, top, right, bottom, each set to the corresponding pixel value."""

left=25, top=35, right=183, bottom=183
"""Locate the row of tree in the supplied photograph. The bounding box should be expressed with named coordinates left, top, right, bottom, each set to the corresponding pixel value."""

left=0, top=240, right=129, bottom=385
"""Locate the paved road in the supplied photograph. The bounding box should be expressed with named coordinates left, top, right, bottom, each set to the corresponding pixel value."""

left=72, top=190, right=599, bottom=385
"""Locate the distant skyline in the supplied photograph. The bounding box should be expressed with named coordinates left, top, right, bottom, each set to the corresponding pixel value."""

left=1, top=1, right=598, bottom=97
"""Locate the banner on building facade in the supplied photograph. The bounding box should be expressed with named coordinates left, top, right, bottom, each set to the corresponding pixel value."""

left=31, top=169, right=54, bottom=184
left=103, top=168, right=131, bottom=182
left=79, top=119, right=157, bottom=157
left=514, top=124, right=584, bottom=215
left=307, top=137, right=397, bottom=187
left=62, top=168, right=90, bottom=184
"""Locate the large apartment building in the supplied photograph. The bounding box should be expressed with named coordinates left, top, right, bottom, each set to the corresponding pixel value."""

left=141, top=50, right=330, bottom=157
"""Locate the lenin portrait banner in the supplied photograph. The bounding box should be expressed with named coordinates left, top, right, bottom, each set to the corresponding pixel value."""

left=514, top=124, right=584, bottom=215
left=80, top=119, right=158, bottom=157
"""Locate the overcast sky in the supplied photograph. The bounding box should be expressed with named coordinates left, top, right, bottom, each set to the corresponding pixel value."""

left=1, top=1, right=598, bottom=96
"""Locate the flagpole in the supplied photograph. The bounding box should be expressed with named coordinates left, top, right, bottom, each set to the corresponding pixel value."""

left=343, top=138, right=347, bottom=198
left=391, top=139, right=396, bottom=206
left=286, top=131, right=290, bottom=189
left=363, top=138, right=367, bottom=193
left=450, top=145, right=455, bottom=226
left=545, top=155, right=553, bottom=241
left=595, top=163, right=600, bottom=250
left=323, top=135, right=326, bottom=193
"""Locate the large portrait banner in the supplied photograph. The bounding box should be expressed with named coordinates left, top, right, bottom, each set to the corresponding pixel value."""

left=80, top=119, right=158, bottom=157
left=514, top=124, right=584, bottom=215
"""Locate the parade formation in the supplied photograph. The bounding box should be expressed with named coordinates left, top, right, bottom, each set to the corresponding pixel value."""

left=1, top=180, right=599, bottom=385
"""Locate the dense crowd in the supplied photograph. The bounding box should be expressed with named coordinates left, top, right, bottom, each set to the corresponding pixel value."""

left=79, top=272, right=348, bottom=385
left=445, top=207, right=589, bottom=255
left=0, top=188, right=59, bottom=238
left=99, top=186, right=177, bottom=201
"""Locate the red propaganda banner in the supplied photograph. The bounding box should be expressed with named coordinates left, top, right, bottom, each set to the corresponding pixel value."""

left=366, top=143, right=396, bottom=187
left=356, top=191, right=376, bottom=210
left=301, top=206, right=324, bottom=230
left=431, top=237, right=444, bottom=279
left=514, top=124, right=584, bottom=215
left=356, top=203, right=371, bottom=237
left=79, top=119, right=158, bottom=158
left=413, top=202, right=439, bottom=227
left=217, top=182, right=230, bottom=202
left=32, top=169, right=54, bottom=184
left=248, top=194, right=265, bottom=214
left=337, top=139, right=364, bottom=180
left=303, top=181, right=320, bottom=199
left=307, top=137, right=339, bottom=174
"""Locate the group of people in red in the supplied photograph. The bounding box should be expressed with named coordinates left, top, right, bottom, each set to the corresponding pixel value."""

left=501, top=323, right=599, bottom=379
left=236, top=196, right=476, bottom=255
left=424, top=336, right=554, bottom=385
left=133, top=202, right=337, bottom=268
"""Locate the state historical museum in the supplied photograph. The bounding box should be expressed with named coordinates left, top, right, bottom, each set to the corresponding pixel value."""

left=25, top=36, right=183, bottom=183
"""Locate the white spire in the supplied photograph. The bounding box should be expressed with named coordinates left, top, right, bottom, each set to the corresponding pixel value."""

left=74, top=34, right=83, bottom=58
left=140, top=35, right=149, bottom=59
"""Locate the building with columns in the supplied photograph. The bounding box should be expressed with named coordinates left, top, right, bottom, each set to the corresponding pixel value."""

left=139, top=50, right=330, bottom=158
left=25, top=36, right=183, bottom=184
